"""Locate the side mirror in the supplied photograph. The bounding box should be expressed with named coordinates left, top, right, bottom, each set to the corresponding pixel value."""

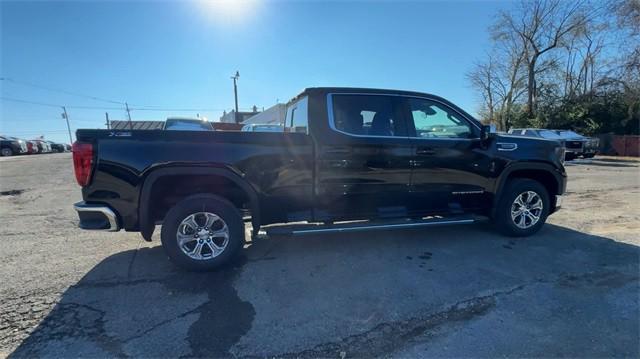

left=480, top=124, right=496, bottom=142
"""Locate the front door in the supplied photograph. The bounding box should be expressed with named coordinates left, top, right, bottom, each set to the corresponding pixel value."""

left=314, top=94, right=414, bottom=221
left=403, top=96, right=493, bottom=215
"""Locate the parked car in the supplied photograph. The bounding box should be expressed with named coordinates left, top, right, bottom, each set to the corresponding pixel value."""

left=26, top=141, right=36, bottom=154
left=72, top=87, right=567, bottom=271
left=64, top=144, right=72, bottom=152
left=241, top=124, right=284, bottom=132
left=163, top=117, right=214, bottom=131
left=553, top=130, right=598, bottom=159
left=0, top=136, right=28, bottom=156
left=32, top=140, right=52, bottom=153
left=508, top=128, right=598, bottom=160
left=29, top=140, right=42, bottom=154
left=46, top=141, right=67, bottom=153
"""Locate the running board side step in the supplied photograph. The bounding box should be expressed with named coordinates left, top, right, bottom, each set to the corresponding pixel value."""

left=265, top=216, right=477, bottom=236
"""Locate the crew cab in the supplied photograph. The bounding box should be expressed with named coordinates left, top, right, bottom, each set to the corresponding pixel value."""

left=72, top=87, right=567, bottom=270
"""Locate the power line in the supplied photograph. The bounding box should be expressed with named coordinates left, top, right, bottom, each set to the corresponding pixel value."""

left=1, top=77, right=125, bottom=105
left=0, top=96, right=237, bottom=112
left=0, top=130, right=70, bottom=135
left=0, top=96, right=60, bottom=108
left=1, top=77, right=266, bottom=112
left=130, top=107, right=229, bottom=112
left=0, top=96, right=122, bottom=110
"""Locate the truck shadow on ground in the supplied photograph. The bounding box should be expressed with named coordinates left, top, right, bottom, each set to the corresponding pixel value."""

left=10, top=223, right=640, bottom=358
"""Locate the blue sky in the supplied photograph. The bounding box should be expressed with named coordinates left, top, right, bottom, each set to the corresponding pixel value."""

left=1, top=0, right=506, bottom=144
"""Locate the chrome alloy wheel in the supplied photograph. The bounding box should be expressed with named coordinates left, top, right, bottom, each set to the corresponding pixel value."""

left=176, top=212, right=229, bottom=260
left=510, top=191, right=543, bottom=229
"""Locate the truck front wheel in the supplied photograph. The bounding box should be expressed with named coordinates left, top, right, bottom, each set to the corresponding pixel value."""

left=494, top=178, right=550, bottom=237
left=160, top=194, right=244, bottom=271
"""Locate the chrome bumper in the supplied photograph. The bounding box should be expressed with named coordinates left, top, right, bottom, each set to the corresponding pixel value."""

left=74, top=201, right=120, bottom=231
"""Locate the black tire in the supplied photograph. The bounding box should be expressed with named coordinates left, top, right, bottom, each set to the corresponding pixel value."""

left=494, top=178, right=550, bottom=237
left=583, top=153, right=595, bottom=159
left=160, top=194, right=245, bottom=271
left=1, top=147, right=13, bottom=157
left=564, top=152, right=576, bottom=161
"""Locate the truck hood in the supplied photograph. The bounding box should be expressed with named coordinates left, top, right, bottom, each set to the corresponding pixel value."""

left=494, top=134, right=565, bottom=166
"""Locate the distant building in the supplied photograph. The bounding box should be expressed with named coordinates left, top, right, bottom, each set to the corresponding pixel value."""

left=219, top=106, right=260, bottom=123
left=110, top=120, right=164, bottom=130
left=242, top=104, right=286, bottom=125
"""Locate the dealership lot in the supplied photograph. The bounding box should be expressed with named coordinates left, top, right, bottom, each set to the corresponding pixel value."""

left=0, top=153, right=638, bottom=357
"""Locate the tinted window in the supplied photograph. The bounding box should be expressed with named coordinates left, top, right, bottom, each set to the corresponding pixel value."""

left=408, top=98, right=472, bottom=139
left=331, top=94, right=402, bottom=137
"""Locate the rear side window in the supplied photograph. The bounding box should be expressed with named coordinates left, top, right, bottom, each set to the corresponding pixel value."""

left=331, top=94, right=404, bottom=137
left=285, top=96, right=309, bottom=133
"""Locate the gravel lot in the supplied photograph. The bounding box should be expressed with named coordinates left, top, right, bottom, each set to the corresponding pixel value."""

left=1, top=153, right=638, bottom=357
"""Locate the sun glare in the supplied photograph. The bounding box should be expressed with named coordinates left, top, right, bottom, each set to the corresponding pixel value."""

left=200, top=0, right=260, bottom=23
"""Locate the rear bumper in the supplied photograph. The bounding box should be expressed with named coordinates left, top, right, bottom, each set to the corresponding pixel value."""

left=74, top=201, right=120, bottom=231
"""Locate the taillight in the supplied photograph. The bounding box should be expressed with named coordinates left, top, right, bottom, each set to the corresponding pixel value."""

left=72, top=142, right=94, bottom=186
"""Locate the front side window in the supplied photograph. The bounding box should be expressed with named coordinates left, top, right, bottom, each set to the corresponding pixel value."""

left=331, top=94, right=403, bottom=137
left=408, top=98, right=473, bottom=139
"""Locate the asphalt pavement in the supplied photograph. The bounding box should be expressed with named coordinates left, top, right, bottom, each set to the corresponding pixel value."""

left=1, top=153, right=638, bottom=357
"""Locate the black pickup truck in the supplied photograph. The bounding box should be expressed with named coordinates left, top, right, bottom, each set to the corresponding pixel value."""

left=73, top=87, right=567, bottom=270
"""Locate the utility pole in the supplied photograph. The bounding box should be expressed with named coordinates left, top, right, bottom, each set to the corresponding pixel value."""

left=61, top=106, right=73, bottom=144
left=105, top=112, right=110, bottom=129
left=231, top=71, right=240, bottom=123
left=125, top=102, right=133, bottom=130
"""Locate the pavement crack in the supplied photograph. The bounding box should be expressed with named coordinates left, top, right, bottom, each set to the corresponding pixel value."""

left=71, top=278, right=165, bottom=289
left=268, top=285, right=524, bottom=358
left=121, top=305, right=203, bottom=344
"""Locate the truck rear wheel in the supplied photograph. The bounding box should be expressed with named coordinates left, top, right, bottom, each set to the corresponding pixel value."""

left=160, top=194, right=244, bottom=271
left=494, top=178, right=550, bottom=237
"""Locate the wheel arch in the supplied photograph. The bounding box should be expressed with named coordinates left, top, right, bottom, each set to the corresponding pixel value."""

left=492, top=162, right=565, bottom=217
left=138, top=166, right=260, bottom=241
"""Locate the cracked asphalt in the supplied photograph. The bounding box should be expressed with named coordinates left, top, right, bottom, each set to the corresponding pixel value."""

left=1, top=153, right=639, bottom=357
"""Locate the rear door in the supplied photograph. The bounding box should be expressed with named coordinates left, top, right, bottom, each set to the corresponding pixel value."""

left=314, top=93, right=414, bottom=221
left=403, top=96, right=492, bottom=214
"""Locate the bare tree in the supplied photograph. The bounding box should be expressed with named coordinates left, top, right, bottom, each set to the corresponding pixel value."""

left=497, top=0, right=590, bottom=118
left=467, top=57, right=496, bottom=125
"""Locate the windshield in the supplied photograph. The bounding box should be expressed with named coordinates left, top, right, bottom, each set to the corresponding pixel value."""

left=558, top=130, right=582, bottom=138
left=538, top=130, right=563, bottom=139
left=164, top=120, right=213, bottom=131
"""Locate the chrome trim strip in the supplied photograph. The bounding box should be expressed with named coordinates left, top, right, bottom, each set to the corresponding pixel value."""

left=74, top=202, right=120, bottom=231
left=291, top=218, right=474, bottom=235
left=326, top=92, right=481, bottom=140
left=497, top=142, right=518, bottom=151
